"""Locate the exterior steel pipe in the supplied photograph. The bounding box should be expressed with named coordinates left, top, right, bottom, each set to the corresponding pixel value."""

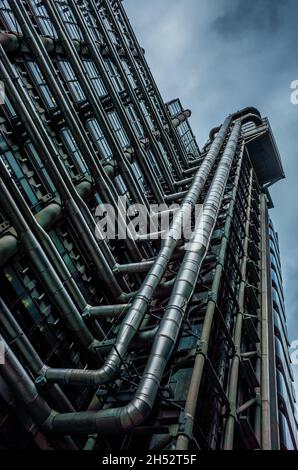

left=113, top=261, right=155, bottom=274
left=0, top=120, right=239, bottom=438
left=176, top=139, right=245, bottom=451
left=102, top=0, right=188, bottom=174
left=0, top=233, right=18, bottom=267
left=42, top=0, right=160, bottom=210
left=110, top=0, right=190, bottom=168
left=0, top=335, right=77, bottom=449
left=171, top=110, right=192, bottom=128
left=8, top=0, right=143, bottom=261
left=40, top=115, right=232, bottom=387
left=174, top=176, right=194, bottom=187
left=0, top=176, right=100, bottom=355
left=85, top=325, right=158, bottom=356
left=222, top=170, right=253, bottom=449
left=68, top=0, right=170, bottom=200
left=0, top=158, right=85, bottom=311
left=0, top=183, right=90, bottom=267
left=0, top=335, right=54, bottom=433
left=89, top=0, right=181, bottom=188
left=0, top=159, right=133, bottom=320
left=0, top=31, right=56, bottom=53
left=258, top=194, right=280, bottom=449
left=0, top=45, right=127, bottom=300
left=83, top=304, right=131, bottom=319
left=0, top=31, right=90, bottom=55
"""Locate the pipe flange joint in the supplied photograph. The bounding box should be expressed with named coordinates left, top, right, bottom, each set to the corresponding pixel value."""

left=207, top=291, right=217, bottom=303
left=177, top=412, right=193, bottom=439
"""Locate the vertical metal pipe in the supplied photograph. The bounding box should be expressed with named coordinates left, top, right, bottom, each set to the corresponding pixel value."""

left=0, top=175, right=99, bottom=354
left=89, top=0, right=177, bottom=191
left=41, top=0, right=153, bottom=211
left=258, top=193, right=280, bottom=449
left=0, top=44, right=126, bottom=299
left=40, top=116, right=232, bottom=387
left=48, top=121, right=240, bottom=436
left=176, top=133, right=244, bottom=450
left=0, top=158, right=87, bottom=311
left=222, top=169, right=253, bottom=449
left=66, top=0, right=168, bottom=201
left=110, top=0, right=190, bottom=169
left=8, top=0, right=143, bottom=261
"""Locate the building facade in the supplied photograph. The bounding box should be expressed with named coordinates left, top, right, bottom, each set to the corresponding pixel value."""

left=0, top=0, right=296, bottom=451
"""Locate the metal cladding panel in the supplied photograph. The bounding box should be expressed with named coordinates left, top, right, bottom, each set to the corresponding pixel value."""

left=246, top=128, right=285, bottom=187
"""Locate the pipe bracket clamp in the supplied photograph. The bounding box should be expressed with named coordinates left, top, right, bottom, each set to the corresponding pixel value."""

left=176, top=412, right=194, bottom=439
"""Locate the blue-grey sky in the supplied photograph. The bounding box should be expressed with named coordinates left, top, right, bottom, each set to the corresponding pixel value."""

left=126, top=0, right=298, bottom=394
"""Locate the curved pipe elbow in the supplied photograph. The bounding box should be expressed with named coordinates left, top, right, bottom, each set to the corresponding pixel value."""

left=119, top=398, right=152, bottom=432
left=44, top=361, right=117, bottom=387
left=50, top=397, right=152, bottom=435
left=209, top=107, right=263, bottom=140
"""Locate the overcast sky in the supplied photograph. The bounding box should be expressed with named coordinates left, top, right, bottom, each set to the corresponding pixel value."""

left=126, top=0, right=298, bottom=394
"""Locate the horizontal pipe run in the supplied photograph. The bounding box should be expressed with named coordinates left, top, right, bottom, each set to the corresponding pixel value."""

left=113, top=261, right=155, bottom=274
left=83, top=304, right=131, bottom=319
left=165, top=191, right=188, bottom=202
left=0, top=111, right=263, bottom=439
left=174, top=177, right=194, bottom=187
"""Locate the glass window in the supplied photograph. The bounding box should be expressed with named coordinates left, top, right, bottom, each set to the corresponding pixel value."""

left=167, top=100, right=182, bottom=117
left=126, top=106, right=143, bottom=138
left=140, top=100, right=155, bottom=130
left=0, top=0, right=21, bottom=32
left=100, top=11, right=118, bottom=44
left=86, top=118, right=112, bottom=162
left=121, top=60, right=136, bottom=88
left=146, top=149, right=162, bottom=180
left=114, top=175, right=128, bottom=196
left=60, top=127, right=88, bottom=175
left=131, top=161, right=146, bottom=192
left=105, top=60, right=124, bottom=93
left=28, top=0, right=57, bottom=38
left=58, top=60, right=85, bottom=103
left=108, top=111, right=129, bottom=148
left=55, top=0, right=83, bottom=41
left=82, top=60, right=106, bottom=97
left=26, top=61, right=57, bottom=110
left=77, top=0, right=102, bottom=42
left=25, top=142, right=56, bottom=194
left=1, top=150, right=39, bottom=209
left=2, top=96, right=17, bottom=118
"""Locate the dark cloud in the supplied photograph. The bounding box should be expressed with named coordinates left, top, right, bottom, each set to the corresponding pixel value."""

left=213, top=0, right=286, bottom=38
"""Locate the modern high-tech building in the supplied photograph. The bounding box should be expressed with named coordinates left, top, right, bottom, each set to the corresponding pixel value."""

left=0, top=0, right=297, bottom=451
